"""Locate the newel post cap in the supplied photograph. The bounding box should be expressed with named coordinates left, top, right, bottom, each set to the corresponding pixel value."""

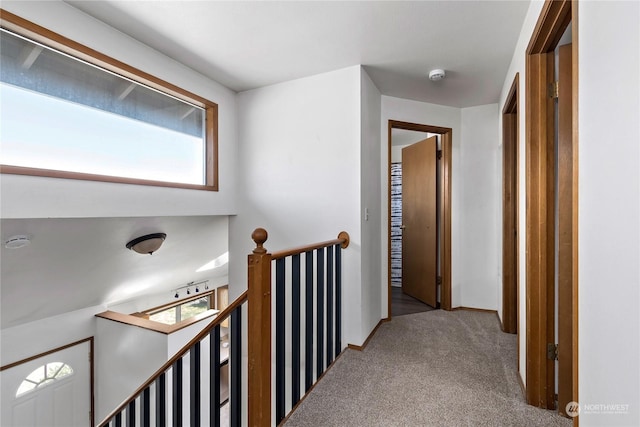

left=252, top=228, right=268, bottom=254
left=338, top=231, right=350, bottom=249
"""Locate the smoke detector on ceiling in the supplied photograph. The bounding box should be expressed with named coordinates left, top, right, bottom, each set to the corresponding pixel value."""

left=5, top=235, right=31, bottom=249
left=429, top=69, right=446, bottom=81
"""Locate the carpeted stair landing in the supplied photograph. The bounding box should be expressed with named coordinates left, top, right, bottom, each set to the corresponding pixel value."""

left=284, top=310, right=572, bottom=427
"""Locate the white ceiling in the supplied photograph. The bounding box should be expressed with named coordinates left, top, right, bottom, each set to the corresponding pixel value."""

left=65, top=0, right=531, bottom=108
left=1, top=216, right=229, bottom=329
left=0, top=1, right=532, bottom=329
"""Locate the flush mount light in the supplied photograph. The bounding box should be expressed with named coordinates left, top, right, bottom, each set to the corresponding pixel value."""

left=126, top=233, right=166, bottom=255
left=5, top=235, right=31, bottom=249
left=429, top=69, right=446, bottom=81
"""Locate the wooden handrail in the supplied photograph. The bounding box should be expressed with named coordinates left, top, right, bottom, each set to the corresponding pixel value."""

left=98, top=228, right=350, bottom=426
left=271, top=230, right=350, bottom=260
left=95, top=308, right=219, bottom=335
left=248, top=228, right=350, bottom=426
left=97, top=290, right=248, bottom=427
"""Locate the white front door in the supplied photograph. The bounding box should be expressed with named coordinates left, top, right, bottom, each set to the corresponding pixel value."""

left=1, top=340, right=91, bottom=427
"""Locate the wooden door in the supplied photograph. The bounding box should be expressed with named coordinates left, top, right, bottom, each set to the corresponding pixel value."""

left=1, top=340, right=92, bottom=426
left=557, top=42, right=574, bottom=417
left=401, top=136, right=438, bottom=307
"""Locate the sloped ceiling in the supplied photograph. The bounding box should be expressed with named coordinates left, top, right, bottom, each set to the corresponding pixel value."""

left=65, top=0, right=531, bottom=108
left=1, top=216, right=229, bottom=329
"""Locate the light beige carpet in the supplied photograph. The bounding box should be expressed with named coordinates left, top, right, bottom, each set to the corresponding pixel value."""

left=284, top=310, right=572, bottom=427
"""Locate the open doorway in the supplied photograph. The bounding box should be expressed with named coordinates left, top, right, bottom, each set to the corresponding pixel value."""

left=387, top=120, right=452, bottom=319
left=525, top=0, right=578, bottom=419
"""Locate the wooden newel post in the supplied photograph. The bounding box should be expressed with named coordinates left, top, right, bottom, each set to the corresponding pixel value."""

left=247, top=228, right=272, bottom=426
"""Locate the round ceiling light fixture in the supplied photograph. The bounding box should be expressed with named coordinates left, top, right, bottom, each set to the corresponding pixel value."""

left=429, top=69, right=446, bottom=81
left=4, top=235, right=31, bottom=249
left=126, top=233, right=166, bottom=255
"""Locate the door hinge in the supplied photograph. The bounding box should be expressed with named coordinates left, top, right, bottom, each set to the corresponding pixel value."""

left=548, top=81, right=559, bottom=99
left=547, top=343, right=558, bottom=360
left=437, top=276, right=443, bottom=285
left=437, top=150, right=443, bottom=160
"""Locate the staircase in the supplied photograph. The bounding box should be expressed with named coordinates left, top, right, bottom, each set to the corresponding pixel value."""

left=97, top=228, right=350, bottom=427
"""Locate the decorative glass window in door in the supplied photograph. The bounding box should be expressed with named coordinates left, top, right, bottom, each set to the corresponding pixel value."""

left=16, top=362, right=74, bottom=397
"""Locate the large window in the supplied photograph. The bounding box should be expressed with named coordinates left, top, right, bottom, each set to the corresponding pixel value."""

left=147, top=292, right=214, bottom=325
left=0, top=11, right=218, bottom=190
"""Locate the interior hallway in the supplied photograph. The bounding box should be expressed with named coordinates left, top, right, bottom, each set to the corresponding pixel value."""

left=391, top=286, right=435, bottom=316
left=284, top=310, right=571, bottom=426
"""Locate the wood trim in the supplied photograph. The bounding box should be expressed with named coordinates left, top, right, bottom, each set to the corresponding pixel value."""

left=389, top=120, right=452, bottom=135
left=526, top=51, right=551, bottom=408
left=271, top=233, right=350, bottom=260
left=557, top=41, right=574, bottom=417
left=97, top=291, right=248, bottom=426
left=440, top=130, right=453, bottom=311
left=90, top=337, right=95, bottom=427
left=95, top=308, right=220, bottom=335
left=525, top=0, right=578, bottom=416
left=0, top=9, right=219, bottom=191
left=0, top=337, right=95, bottom=426
left=0, top=337, right=92, bottom=371
left=0, top=10, right=215, bottom=107
left=387, top=122, right=393, bottom=319
left=0, top=165, right=218, bottom=191
left=206, top=104, right=219, bottom=190
left=502, top=73, right=519, bottom=335
left=347, top=318, right=388, bottom=351
left=247, top=233, right=272, bottom=427
left=387, top=120, right=453, bottom=315
left=526, top=0, right=572, bottom=55
left=545, top=50, right=557, bottom=410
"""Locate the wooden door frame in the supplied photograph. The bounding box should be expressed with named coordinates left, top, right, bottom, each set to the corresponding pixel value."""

left=502, top=73, right=519, bottom=336
left=525, top=0, right=578, bottom=421
left=387, top=120, right=452, bottom=319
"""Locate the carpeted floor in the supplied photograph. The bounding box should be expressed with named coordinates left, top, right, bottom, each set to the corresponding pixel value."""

left=284, top=310, right=572, bottom=427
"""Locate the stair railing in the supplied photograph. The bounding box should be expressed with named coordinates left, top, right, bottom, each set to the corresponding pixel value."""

left=97, top=291, right=247, bottom=427
left=248, top=228, right=350, bottom=425
left=97, top=228, right=349, bottom=427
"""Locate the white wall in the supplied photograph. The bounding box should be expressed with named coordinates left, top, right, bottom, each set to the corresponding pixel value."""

left=95, top=318, right=167, bottom=421
left=578, top=2, right=639, bottom=425
left=380, top=96, right=463, bottom=313
left=95, top=314, right=214, bottom=421
left=360, top=69, right=382, bottom=339
left=0, top=1, right=238, bottom=219
left=0, top=305, right=104, bottom=367
left=498, top=0, right=546, bottom=386
left=459, top=104, right=500, bottom=310
left=230, top=66, right=365, bottom=345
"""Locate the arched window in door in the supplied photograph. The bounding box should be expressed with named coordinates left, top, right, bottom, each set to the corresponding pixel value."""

left=16, top=362, right=74, bottom=397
